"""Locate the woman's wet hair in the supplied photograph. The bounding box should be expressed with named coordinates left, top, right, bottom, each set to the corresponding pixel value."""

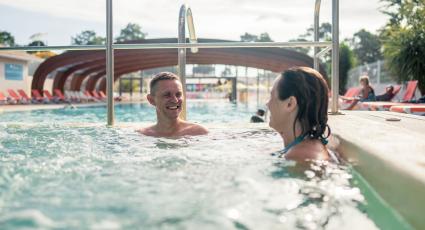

left=277, top=66, right=330, bottom=142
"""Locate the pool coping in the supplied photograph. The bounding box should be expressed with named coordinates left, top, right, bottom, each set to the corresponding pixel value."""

left=328, top=110, right=425, bottom=230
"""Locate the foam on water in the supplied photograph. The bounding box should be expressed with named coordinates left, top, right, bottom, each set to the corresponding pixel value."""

left=0, top=122, right=379, bottom=229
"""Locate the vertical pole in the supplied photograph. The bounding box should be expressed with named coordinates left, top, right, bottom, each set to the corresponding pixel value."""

left=119, top=78, right=122, bottom=96
left=178, top=5, right=187, bottom=120
left=130, top=78, right=133, bottom=98
left=331, top=0, right=339, bottom=113
left=106, top=0, right=114, bottom=126
left=377, top=60, right=381, bottom=85
left=245, top=66, right=248, bottom=102
left=314, top=0, right=321, bottom=71
left=232, top=78, right=237, bottom=102
left=256, top=69, right=260, bottom=106
left=265, top=70, right=270, bottom=97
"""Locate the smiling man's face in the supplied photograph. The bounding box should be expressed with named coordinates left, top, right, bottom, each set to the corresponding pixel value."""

left=148, top=79, right=183, bottom=120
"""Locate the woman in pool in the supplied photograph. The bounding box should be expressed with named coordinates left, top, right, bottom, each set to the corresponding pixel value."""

left=267, top=67, right=332, bottom=161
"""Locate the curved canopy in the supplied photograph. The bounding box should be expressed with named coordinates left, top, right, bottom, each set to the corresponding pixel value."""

left=32, top=38, right=327, bottom=93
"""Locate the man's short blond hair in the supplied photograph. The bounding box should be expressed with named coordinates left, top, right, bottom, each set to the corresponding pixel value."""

left=359, top=75, right=370, bottom=85
left=149, top=72, right=180, bottom=95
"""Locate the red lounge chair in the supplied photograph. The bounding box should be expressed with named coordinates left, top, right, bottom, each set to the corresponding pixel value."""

left=17, top=89, right=32, bottom=103
left=54, top=89, right=67, bottom=102
left=43, top=90, right=60, bottom=103
left=390, top=104, right=425, bottom=116
left=0, top=92, right=9, bottom=104
left=91, top=91, right=105, bottom=101
left=99, top=91, right=107, bottom=99
left=32, top=89, right=45, bottom=102
left=360, top=81, right=418, bottom=111
left=402, top=80, right=418, bottom=102
left=7, top=89, right=29, bottom=104
left=84, top=91, right=97, bottom=102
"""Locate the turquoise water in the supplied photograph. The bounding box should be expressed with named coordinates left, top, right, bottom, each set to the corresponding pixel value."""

left=0, top=102, right=410, bottom=229
left=0, top=101, right=255, bottom=124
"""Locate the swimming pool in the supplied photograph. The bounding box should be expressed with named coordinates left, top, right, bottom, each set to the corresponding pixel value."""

left=0, top=101, right=411, bottom=229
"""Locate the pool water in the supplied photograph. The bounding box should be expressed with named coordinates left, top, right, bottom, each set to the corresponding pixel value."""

left=0, top=101, right=411, bottom=229
left=0, top=101, right=256, bottom=124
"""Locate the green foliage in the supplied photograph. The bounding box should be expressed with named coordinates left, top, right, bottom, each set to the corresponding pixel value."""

left=240, top=32, right=274, bottom=42
left=0, top=30, right=15, bottom=46
left=381, top=0, right=425, bottom=94
left=71, top=30, right=105, bottom=45
left=351, top=29, right=382, bottom=65
left=193, top=65, right=215, bottom=75
left=339, top=43, right=356, bottom=94
left=120, top=79, right=140, bottom=92
left=303, top=22, right=332, bottom=41
left=116, top=23, right=147, bottom=42
left=290, top=23, right=332, bottom=55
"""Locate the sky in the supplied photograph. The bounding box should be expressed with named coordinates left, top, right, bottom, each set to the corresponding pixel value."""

left=0, top=0, right=389, bottom=46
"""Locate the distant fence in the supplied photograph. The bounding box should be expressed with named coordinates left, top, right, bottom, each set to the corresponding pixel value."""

left=347, top=60, right=396, bottom=88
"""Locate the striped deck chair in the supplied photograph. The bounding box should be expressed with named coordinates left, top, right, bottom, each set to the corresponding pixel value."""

left=8, top=89, right=29, bottom=104
left=360, top=81, right=419, bottom=111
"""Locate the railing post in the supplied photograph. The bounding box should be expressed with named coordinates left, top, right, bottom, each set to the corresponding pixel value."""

left=178, top=5, right=187, bottom=120
left=331, top=0, right=339, bottom=114
left=314, top=0, right=321, bottom=71
left=106, top=0, right=114, bottom=125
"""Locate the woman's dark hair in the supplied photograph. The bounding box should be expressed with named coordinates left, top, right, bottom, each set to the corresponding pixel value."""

left=277, top=66, right=330, bottom=142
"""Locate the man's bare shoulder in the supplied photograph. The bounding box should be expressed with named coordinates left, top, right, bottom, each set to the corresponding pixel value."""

left=181, top=122, right=209, bottom=136
left=137, top=125, right=157, bottom=136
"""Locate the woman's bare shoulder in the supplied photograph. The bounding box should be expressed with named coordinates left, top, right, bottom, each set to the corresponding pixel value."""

left=285, top=140, right=329, bottom=161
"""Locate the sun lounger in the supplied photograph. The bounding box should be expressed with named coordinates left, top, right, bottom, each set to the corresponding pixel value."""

left=43, top=90, right=60, bottom=103
left=390, top=104, right=425, bottom=116
left=92, top=90, right=106, bottom=101
left=31, top=89, right=49, bottom=103
left=0, top=92, right=11, bottom=104
left=360, top=81, right=419, bottom=111
left=7, top=89, right=29, bottom=104
left=54, top=89, right=70, bottom=102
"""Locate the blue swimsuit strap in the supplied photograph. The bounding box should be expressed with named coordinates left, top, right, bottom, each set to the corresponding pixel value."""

left=279, top=133, right=329, bottom=156
left=280, top=133, right=308, bottom=155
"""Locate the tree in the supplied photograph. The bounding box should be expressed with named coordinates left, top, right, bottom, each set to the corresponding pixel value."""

left=258, top=33, right=273, bottom=42
left=350, top=29, right=382, bottom=65
left=240, top=32, right=273, bottom=42
left=0, top=31, right=15, bottom=46
left=116, top=23, right=147, bottom=42
left=381, top=0, right=425, bottom=94
left=193, top=65, right=215, bottom=75
left=240, top=32, right=258, bottom=42
left=289, top=23, right=332, bottom=55
left=339, top=43, right=356, bottom=94
left=303, top=22, right=332, bottom=41
left=71, top=30, right=105, bottom=45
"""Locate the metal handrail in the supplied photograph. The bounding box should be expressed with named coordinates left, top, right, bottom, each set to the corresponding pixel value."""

left=0, top=0, right=340, bottom=124
left=0, top=41, right=332, bottom=52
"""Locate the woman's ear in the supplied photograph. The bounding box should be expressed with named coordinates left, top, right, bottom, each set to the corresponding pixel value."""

left=147, top=94, right=156, bottom=106
left=287, top=96, right=298, bottom=111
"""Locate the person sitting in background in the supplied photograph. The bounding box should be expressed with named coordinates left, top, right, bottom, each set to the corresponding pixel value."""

left=250, top=109, right=265, bottom=123
left=344, top=75, right=376, bottom=110
left=375, top=85, right=395, bottom=101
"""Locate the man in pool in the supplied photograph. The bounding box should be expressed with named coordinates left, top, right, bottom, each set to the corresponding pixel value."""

left=138, top=72, right=208, bottom=137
